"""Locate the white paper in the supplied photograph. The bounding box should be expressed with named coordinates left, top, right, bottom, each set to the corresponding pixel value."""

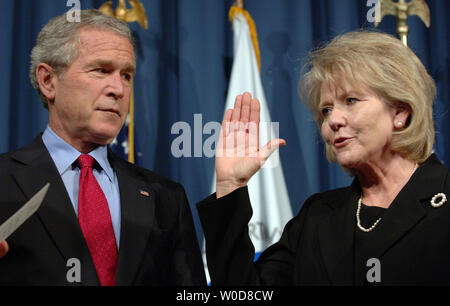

left=0, top=183, right=50, bottom=242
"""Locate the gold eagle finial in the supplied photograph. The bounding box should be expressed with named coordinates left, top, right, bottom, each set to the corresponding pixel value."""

left=374, top=0, right=430, bottom=46
left=99, top=0, right=148, bottom=30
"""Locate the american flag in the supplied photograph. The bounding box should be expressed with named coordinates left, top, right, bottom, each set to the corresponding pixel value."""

left=109, top=113, right=141, bottom=164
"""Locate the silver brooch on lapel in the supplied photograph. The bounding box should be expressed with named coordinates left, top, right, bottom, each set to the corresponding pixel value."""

left=430, top=193, right=447, bottom=208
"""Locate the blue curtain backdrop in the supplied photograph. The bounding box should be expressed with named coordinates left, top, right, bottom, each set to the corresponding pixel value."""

left=0, top=0, right=448, bottom=244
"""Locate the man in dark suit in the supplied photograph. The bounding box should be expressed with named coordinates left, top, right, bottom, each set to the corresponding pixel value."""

left=0, top=9, right=205, bottom=285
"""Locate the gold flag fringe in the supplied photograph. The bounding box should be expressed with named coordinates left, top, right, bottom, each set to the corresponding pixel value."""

left=229, top=6, right=261, bottom=71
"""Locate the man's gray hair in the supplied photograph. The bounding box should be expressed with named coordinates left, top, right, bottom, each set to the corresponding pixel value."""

left=29, top=9, right=135, bottom=109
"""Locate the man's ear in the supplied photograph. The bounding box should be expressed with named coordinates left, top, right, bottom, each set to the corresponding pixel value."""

left=393, top=103, right=412, bottom=129
left=36, top=63, right=57, bottom=102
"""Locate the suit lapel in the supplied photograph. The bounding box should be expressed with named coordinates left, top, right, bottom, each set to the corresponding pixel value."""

left=317, top=182, right=359, bottom=285
left=316, top=168, right=429, bottom=285
left=353, top=188, right=425, bottom=285
left=353, top=154, right=447, bottom=284
left=111, top=154, right=155, bottom=285
left=10, top=136, right=99, bottom=285
left=318, top=154, right=446, bottom=285
left=317, top=177, right=426, bottom=285
left=413, top=154, right=448, bottom=202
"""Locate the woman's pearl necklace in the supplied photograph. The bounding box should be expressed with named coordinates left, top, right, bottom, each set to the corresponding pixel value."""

left=356, top=197, right=382, bottom=232
left=356, top=163, right=419, bottom=233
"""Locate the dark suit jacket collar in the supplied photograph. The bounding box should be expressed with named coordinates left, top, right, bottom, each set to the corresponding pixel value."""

left=10, top=135, right=100, bottom=284
left=317, top=181, right=358, bottom=285
left=317, top=154, right=448, bottom=285
left=10, top=135, right=158, bottom=285
left=108, top=151, right=157, bottom=285
left=412, top=154, right=448, bottom=202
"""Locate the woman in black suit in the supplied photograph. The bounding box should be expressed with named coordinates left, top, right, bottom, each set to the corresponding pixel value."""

left=198, top=30, right=449, bottom=285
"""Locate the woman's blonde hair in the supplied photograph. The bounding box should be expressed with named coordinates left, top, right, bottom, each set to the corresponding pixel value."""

left=299, top=30, right=436, bottom=164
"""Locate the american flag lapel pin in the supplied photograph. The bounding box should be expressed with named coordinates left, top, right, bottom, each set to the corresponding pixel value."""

left=139, top=190, right=150, bottom=197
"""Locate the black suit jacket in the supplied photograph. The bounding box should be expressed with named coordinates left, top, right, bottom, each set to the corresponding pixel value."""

left=198, top=154, right=450, bottom=285
left=0, top=135, right=206, bottom=285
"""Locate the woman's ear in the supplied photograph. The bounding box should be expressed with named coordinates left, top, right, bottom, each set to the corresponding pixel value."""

left=36, top=63, right=57, bottom=102
left=393, top=103, right=411, bottom=129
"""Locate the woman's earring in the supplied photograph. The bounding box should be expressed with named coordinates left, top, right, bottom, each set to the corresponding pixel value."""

left=396, top=121, right=403, bottom=127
